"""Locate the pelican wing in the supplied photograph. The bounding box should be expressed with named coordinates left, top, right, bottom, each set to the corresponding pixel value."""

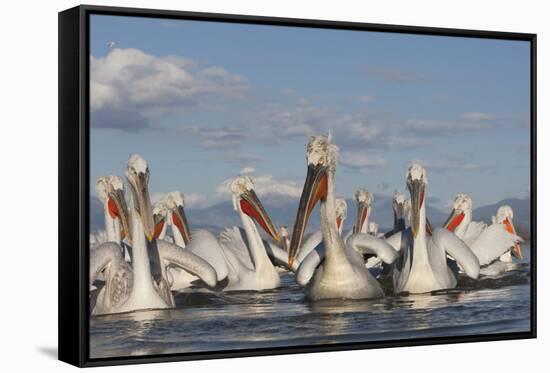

left=432, top=228, right=480, bottom=279
left=264, top=240, right=290, bottom=269
left=346, top=233, right=400, bottom=264
left=156, top=240, right=217, bottom=287
left=219, top=227, right=254, bottom=271
left=342, top=229, right=354, bottom=243
left=461, top=221, right=487, bottom=246
left=295, top=230, right=323, bottom=264
left=90, top=242, right=133, bottom=312
left=185, top=230, right=229, bottom=281
left=470, top=224, right=523, bottom=266
left=385, top=230, right=408, bottom=253
left=295, top=243, right=325, bottom=287
left=89, top=242, right=126, bottom=283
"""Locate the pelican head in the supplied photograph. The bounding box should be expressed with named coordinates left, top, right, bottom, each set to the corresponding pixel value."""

left=393, top=191, right=406, bottom=218
left=406, top=162, right=428, bottom=239
left=230, top=176, right=281, bottom=244
left=280, top=225, right=290, bottom=253
left=367, top=222, right=379, bottom=236
left=495, top=205, right=522, bottom=259
left=126, top=154, right=155, bottom=242
left=152, top=200, right=169, bottom=241
left=443, top=193, right=472, bottom=231
left=288, top=135, right=337, bottom=267
left=163, top=191, right=191, bottom=245
left=95, top=175, right=130, bottom=241
left=353, top=188, right=372, bottom=233
left=335, top=198, right=348, bottom=231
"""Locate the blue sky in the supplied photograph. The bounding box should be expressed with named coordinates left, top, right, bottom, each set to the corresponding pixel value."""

left=90, top=14, right=531, bottom=210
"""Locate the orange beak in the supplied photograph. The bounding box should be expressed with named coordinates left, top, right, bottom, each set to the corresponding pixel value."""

left=288, top=163, right=328, bottom=268
left=504, top=218, right=523, bottom=259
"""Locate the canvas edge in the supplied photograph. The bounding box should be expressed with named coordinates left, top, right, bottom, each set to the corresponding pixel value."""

left=59, top=5, right=85, bottom=367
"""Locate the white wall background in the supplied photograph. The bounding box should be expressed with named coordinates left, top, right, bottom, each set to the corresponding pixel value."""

left=0, top=0, right=545, bottom=371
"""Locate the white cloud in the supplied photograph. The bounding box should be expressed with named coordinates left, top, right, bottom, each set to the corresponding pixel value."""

left=339, top=151, right=386, bottom=170
left=216, top=174, right=302, bottom=199
left=365, top=66, right=429, bottom=83
left=404, top=118, right=493, bottom=136
left=417, top=158, right=497, bottom=174
left=185, top=126, right=245, bottom=149
left=239, top=166, right=255, bottom=174
left=358, top=95, right=375, bottom=103
left=184, top=192, right=208, bottom=208
left=90, top=48, right=248, bottom=126
left=463, top=112, right=497, bottom=121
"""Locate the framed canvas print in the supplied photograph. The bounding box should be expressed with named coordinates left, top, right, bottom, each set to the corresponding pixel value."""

left=58, top=5, right=537, bottom=367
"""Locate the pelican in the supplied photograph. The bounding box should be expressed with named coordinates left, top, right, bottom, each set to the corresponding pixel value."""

left=152, top=200, right=169, bottom=242
left=389, top=163, right=480, bottom=293
left=493, top=205, right=524, bottom=262
left=158, top=191, right=230, bottom=289
left=443, top=194, right=523, bottom=266
left=288, top=135, right=394, bottom=300
left=357, top=192, right=407, bottom=273
left=290, top=197, right=349, bottom=272
left=90, top=176, right=131, bottom=289
left=367, top=222, right=383, bottom=238
left=93, top=176, right=130, bottom=250
left=384, top=191, right=407, bottom=237
left=90, top=155, right=217, bottom=315
left=152, top=197, right=198, bottom=289
left=347, top=163, right=480, bottom=294
left=294, top=198, right=356, bottom=285
left=217, top=176, right=285, bottom=291
left=353, top=188, right=372, bottom=234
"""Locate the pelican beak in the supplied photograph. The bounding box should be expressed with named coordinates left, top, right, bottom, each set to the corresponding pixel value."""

left=394, top=201, right=406, bottom=231
left=394, top=202, right=405, bottom=221
left=172, top=205, right=191, bottom=245
left=282, top=236, right=290, bottom=253
left=130, top=172, right=155, bottom=242
left=354, top=202, right=369, bottom=234
left=107, top=188, right=131, bottom=243
left=153, top=212, right=166, bottom=241
left=409, top=179, right=425, bottom=239
left=443, top=208, right=465, bottom=231
left=289, top=163, right=328, bottom=268
left=336, top=217, right=343, bottom=231
left=240, top=189, right=280, bottom=244
left=503, top=218, right=523, bottom=259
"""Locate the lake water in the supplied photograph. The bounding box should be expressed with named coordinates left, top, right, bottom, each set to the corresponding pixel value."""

left=89, top=245, right=532, bottom=359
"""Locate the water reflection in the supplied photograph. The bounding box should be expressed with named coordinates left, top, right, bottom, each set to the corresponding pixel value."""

left=90, top=245, right=532, bottom=358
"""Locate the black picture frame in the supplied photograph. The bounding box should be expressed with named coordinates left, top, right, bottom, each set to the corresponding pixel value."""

left=58, top=4, right=537, bottom=367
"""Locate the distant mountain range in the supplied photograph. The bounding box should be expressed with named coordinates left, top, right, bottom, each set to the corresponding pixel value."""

left=90, top=194, right=531, bottom=238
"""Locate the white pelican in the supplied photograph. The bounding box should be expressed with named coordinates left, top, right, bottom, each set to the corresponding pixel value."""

left=443, top=194, right=523, bottom=266
left=391, top=163, right=480, bottom=293
left=157, top=191, right=230, bottom=289
left=90, top=155, right=217, bottom=315
left=294, top=198, right=353, bottom=285
left=94, top=176, right=130, bottom=248
left=367, top=222, right=383, bottom=238
left=288, top=135, right=395, bottom=300
left=384, top=191, right=407, bottom=237
left=291, top=197, right=349, bottom=273
left=347, top=163, right=480, bottom=294
left=217, top=176, right=285, bottom=291
left=353, top=188, right=372, bottom=234
left=493, top=205, right=524, bottom=262
left=90, top=176, right=131, bottom=288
